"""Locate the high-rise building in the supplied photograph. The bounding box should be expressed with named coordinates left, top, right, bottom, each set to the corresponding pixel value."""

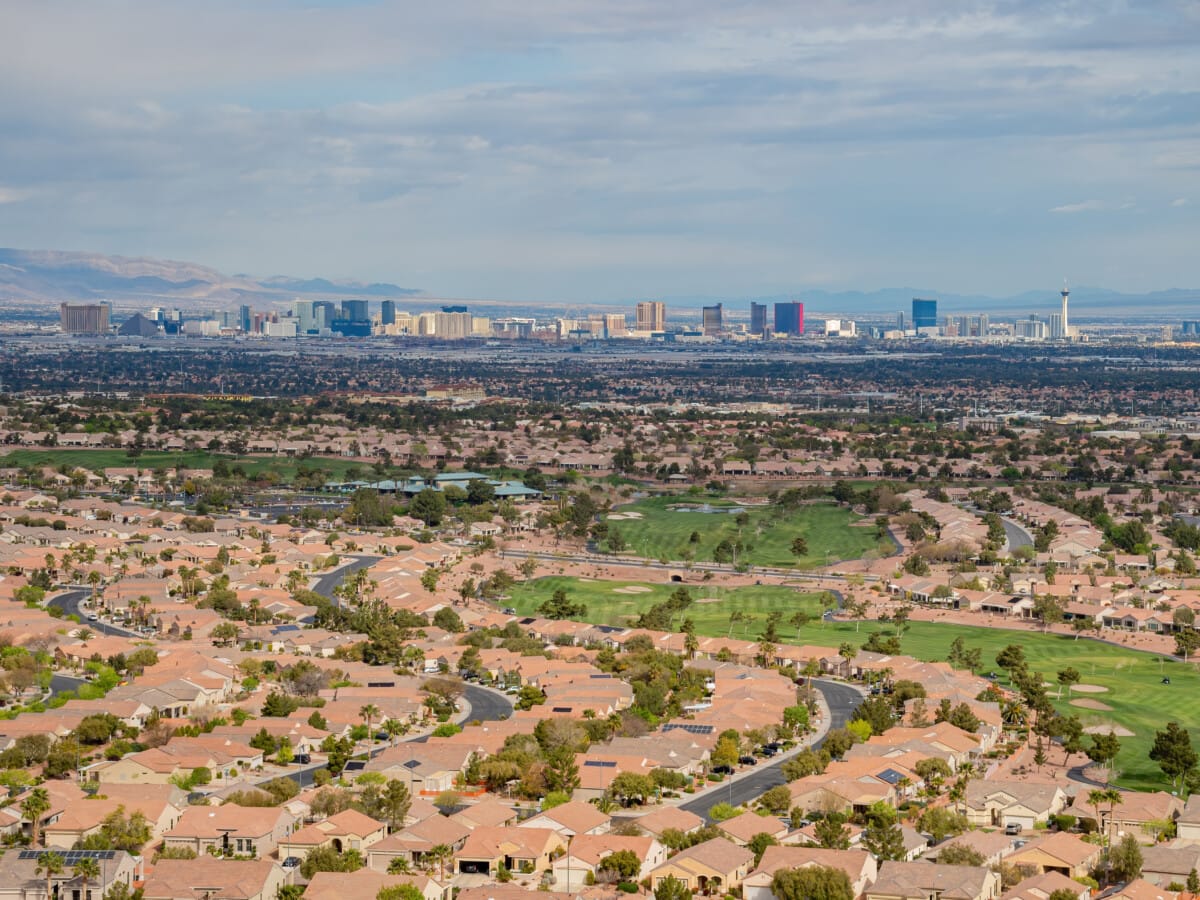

left=1060, top=285, right=1071, bottom=339
left=239, top=305, right=252, bottom=333
left=750, top=302, right=767, bottom=336
left=313, top=301, right=336, bottom=331
left=912, top=298, right=938, bottom=330
left=433, top=311, right=472, bottom=339
left=59, top=302, right=111, bottom=334
left=702, top=303, right=723, bottom=336
left=1048, top=313, right=1064, bottom=339
left=342, top=300, right=369, bottom=323
left=380, top=300, right=396, bottom=326
left=1015, top=317, right=1047, bottom=340
left=635, top=301, right=666, bottom=332
left=774, top=301, right=804, bottom=336
left=604, top=313, right=627, bottom=337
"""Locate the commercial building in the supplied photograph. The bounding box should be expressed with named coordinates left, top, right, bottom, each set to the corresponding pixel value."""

left=380, top=300, right=396, bottom=326
left=750, top=303, right=767, bottom=337
left=59, top=302, right=111, bottom=334
left=701, top=303, right=723, bottom=336
left=912, top=298, right=938, bottom=330
left=636, top=301, right=666, bottom=333
left=774, top=301, right=804, bottom=336
left=1048, top=313, right=1064, bottom=340
left=1014, top=317, right=1047, bottom=340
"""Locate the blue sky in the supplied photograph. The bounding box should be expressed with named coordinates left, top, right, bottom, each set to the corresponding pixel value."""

left=1, top=0, right=1197, bottom=302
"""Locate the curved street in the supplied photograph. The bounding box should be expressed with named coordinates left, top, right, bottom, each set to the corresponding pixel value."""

left=680, top=679, right=863, bottom=820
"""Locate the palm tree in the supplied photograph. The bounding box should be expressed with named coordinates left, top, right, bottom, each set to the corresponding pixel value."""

left=22, top=787, right=50, bottom=847
left=35, top=850, right=64, bottom=900
left=360, top=704, right=381, bottom=744
left=427, top=843, right=452, bottom=881
left=384, top=718, right=408, bottom=745
left=73, top=857, right=101, bottom=900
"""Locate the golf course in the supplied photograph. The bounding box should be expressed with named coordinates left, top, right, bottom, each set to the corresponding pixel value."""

left=510, top=574, right=1198, bottom=792
left=604, top=496, right=891, bottom=568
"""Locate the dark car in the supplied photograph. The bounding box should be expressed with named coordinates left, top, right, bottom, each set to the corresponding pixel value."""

left=738, top=755, right=758, bottom=766
left=282, top=857, right=301, bottom=869
left=711, top=764, right=734, bottom=775
left=759, top=745, right=778, bottom=757
left=294, top=753, right=311, bottom=765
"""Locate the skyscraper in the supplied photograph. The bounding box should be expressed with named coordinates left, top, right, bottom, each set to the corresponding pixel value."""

left=750, top=302, right=767, bottom=336
left=342, top=299, right=369, bottom=323
left=774, top=301, right=804, bottom=336
left=1060, top=284, right=1070, bottom=339
left=635, top=301, right=666, bottom=332
left=702, top=303, right=723, bottom=336
left=380, top=299, right=396, bottom=326
left=59, top=303, right=111, bottom=334
left=912, top=298, right=938, bottom=330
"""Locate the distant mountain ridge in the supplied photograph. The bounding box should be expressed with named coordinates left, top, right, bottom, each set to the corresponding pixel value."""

left=0, top=248, right=422, bottom=308
left=0, top=246, right=1195, bottom=316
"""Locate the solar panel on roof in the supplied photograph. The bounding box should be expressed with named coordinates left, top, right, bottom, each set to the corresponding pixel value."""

left=18, top=850, right=117, bottom=861
left=583, top=760, right=616, bottom=768
left=403, top=759, right=422, bottom=769
left=662, top=723, right=713, bottom=735
left=551, top=707, right=572, bottom=713
left=272, top=624, right=300, bottom=633
left=588, top=674, right=613, bottom=679
left=367, top=681, right=395, bottom=688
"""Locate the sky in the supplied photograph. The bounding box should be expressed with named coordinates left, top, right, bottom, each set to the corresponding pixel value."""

left=1, top=0, right=1198, bottom=303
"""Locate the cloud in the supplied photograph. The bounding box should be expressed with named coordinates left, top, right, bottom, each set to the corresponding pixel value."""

left=0, top=0, right=1198, bottom=298
left=1172, top=197, right=1189, bottom=207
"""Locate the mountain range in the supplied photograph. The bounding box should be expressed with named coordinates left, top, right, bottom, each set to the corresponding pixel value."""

left=0, top=248, right=422, bottom=309
left=0, top=247, right=1196, bottom=318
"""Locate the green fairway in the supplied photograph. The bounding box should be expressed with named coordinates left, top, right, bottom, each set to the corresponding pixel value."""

left=508, top=575, right=829, bottom=633
left=0, top=448, right=380, bottom=484
left=511, top=572, right=1194, bottom=792
left=605, top=496, right=890, bottom=568
left=787, top=619, right=1198, bottom=792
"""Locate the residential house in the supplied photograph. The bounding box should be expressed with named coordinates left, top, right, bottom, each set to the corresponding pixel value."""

left=551, top=834, right=666, bottom=890
left=744, top=847, right=877, bottom=900
left=454, top=826, right=565, bottom=876
left=519, top=800, right=611, bottom=837
left=163, top=805, right=296, bottom=859
left=1176, top=796, right=1200, bottom=841
left=306, top=871, right=448, bottom=900
left=1006, top=833, right=1102, bottom=879
left=142, top=858, right=286, bottom=900
left=1140, top=845, right=1200, bottom=887
left=279, top=809, right=387, bottom=857
left=0, top=849, right=139, bottom=900
left=963, top=781, right=1068, bottom=830
left=866, top=862, right=1001, bottom=900
left=647, top=837, right=754, bottom=894
left=1000, top=871, right=1090, bottom=900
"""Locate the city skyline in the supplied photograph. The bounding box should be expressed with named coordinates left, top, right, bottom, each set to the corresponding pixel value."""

left=1, top=2, right=1197, bottom=302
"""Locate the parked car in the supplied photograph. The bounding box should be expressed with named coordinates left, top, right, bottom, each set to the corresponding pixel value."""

left=294, top=753, right=311, bottom=765
left=711, top=764, right=734, bottom=775
left=738, top=755, right=758, bottom=766
left=1005, top=823, right=1023, bottom=835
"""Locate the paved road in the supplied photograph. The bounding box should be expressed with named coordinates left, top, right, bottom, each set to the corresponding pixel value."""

left=680, top=679, right=864, bottom=820
left=311, top=555, right=382, bottom=602
left=49, top=673, right=88, bottom=698
left=1001, top=518, right=1034, bottom=552
left=47, top=588, right=143, bottom=638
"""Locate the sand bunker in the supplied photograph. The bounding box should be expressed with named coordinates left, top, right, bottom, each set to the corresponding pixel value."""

left=607, top=514, right=631, bottom=521
left=623, top=512, right=644, bottom=519
left=1071, top=699, right=1113, bottom=711
left=696, top=597, right=724, bottom=604
left=1084, top=724, right=1135, bottom=737
left=1072, top=684, right=1109, bottom=694
left=612, top=586, right=652, bottom=594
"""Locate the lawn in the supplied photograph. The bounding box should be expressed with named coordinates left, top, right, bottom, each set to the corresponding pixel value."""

left=511, top=572, right=1196, bottom=792
left=0, top=448, right=378, bottom=484
left=507, top=575, right=829, bottom=634
left=777, top=618, right=1200, bottom=793
left=605, top=496, right=890, bottom=569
